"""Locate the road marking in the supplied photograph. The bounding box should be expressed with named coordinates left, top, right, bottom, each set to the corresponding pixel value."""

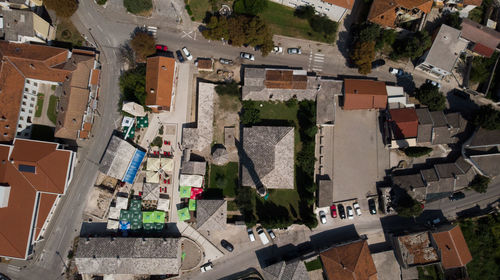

left=315, top=53, right=325, bottom=57
left=96, top=25, right=103, bottom=32
left=181, top=30, right=194, bottom=39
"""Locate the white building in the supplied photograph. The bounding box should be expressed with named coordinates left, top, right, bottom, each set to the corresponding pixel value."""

left=270, top=0, right=354, bottom=22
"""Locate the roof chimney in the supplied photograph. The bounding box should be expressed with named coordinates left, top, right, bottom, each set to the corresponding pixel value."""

left=354, top=90, right=358, bottom=94
left=340, top=262, right=346, bottom=269
left=29, top=64, right=35, bottom=69
left=161, top=66, right=167, bottom=70
left=150, top=89, right=155, bottom=94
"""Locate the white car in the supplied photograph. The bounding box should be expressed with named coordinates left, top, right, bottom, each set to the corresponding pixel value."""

left=256, top=226, right=270, bottom=245
left=182, top=47, right=193, bottom=61
left=353, top=202, right=362, bottom=216
left=267, top=229, right=276, bottom=239
left=319, top=210, right=327, bottom=224
left=240, top=52, right=255, bottom=61
left=200, top=262, right=213, bottom=272
left=389, top=67, right=403, bottom=76
left=426, top=79, right=441, bottom=88
left=346, top=206, right=354, bottom=220
left=273, top=46, right=283, bottom=53
left=247, top=228, right=255, bottom=242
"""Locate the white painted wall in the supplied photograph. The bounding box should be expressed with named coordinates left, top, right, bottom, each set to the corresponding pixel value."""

left=271, top=0, right=348, bottom=22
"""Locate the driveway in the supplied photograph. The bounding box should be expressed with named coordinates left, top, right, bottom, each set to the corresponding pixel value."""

left=332, top=106, right=389, bottom=203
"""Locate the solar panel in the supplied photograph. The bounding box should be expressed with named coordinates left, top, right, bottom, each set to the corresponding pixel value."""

left=18, top=164, right=36, bottom=173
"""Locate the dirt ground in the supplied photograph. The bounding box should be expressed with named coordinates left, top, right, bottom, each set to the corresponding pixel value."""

left=213, top=93, right=241, bottom=144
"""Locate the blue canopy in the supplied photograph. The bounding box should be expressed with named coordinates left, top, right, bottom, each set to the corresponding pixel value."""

left=123, top=149, right=146, bottom=184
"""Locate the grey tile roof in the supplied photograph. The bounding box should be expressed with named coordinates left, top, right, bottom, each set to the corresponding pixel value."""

left=212, top=146, right=229, bottom=166
left=429, top=111, right=448, bottom=127
left=75, top=237, right=180, bottom=275
left=420, top=24, right=468, bottom=73
left=181, top=160, right=206, bottom=176
left=426, top=178, right=454, bottom=202
left=316, top=80, right=342, bottom=125
left=241, top=126, right=295, bottom=189
left=435, top=163, right=464, bottom=179
left=416, top=108, right=433, bottom=125
left=417, top=124, right=433, bottom=143
left=318, top=179, right=333, bottom=208
left=433, top=126, right=455, bottom=145
left=470, top=154, right=500, bottom=177
left=468, top=128, right=500, bottom=148
left=262, top=259, right=310, bottom=280
left=99, top=135, right=137, bottom=180
left=392, top=173, right=426, bottom=201
left=182, top=82, right=214, bottom=152
left=1, top=9, right=35, bottom=41
left=196, top=199, right=227, bottom=231
left=262, top=261, right=285, bottom=280
left=421, top=169, right=438, bottom=183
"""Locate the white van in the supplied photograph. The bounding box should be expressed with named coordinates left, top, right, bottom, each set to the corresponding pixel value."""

left=256, top=226, right=269, bottom=245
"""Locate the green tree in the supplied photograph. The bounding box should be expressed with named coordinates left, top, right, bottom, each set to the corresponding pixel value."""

left=294, top=5, right=315, bottom=19
left=215, top=81, right=240, bottom=96
left=119, top=65, right=147, bottom=105
left=396, top=194, right=423, bottom=218
left=375, top=29, right=397, bottom=51
left=404, top=147, right=433, bottom=157
left=415, top=83, right=446, bottom=111
left=123, top=0, right=153, bottom=14
left=44, top=0, right=78, bottom=17
left=444, top=12, right=462, bottom=29
left=470, top=53, right=499, bottom=84
left=130, top=31, right=156, bottom=62
left=309, top=15, right=338, bottom=37
left=357, top=22, right=381, bottom=43
left=350, top=41, right=375, bottom=74
left=233, top=0, right=268, bottom=15
left=391, top=31, right=431, bottom=60
left=240, top=103, right=261, bottom=125
left=473, top=105, right=500, bottom=130
left=469, top=174, right=491, bottom=193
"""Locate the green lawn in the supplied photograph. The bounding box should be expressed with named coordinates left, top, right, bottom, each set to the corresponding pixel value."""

left=35, top=93, right=44, bottom=118
left=47, top=96, right=59, bottom=125
left=56, top=18, right=84, bottom=47
left=261, top=1, right=333, bottom=43
left=258, top=189, right=301, bottom=219
left=417, top=265, right=443, bottom=280
left=188, top=0, right=211, bottom=21
left=304, top=257, right=322, bottom=271
left=209, top=162, right=239, bottom=198
left=227, top=200, right=238, bottom=211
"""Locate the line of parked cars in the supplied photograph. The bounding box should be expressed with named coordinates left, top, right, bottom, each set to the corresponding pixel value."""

left=155, top=44, right=193, bottom=63
left=247, top=226, right=276, bottom=245
left=320, top=199, right=378, bottom=224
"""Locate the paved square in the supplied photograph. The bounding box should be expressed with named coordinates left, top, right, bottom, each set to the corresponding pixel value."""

left=332, top=107, right=388, bottom=202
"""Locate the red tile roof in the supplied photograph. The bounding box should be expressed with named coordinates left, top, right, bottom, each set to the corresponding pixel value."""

left=343, top=79, right=387, bottom=110
left=265, top=70, right=308, bottom=89
left=0, top=139, right=73, bottom=259
left=90, top=69, right=100, bottom=86
left=463, top=0, right=482, bottom=6
left=461, top=19, right=500, bottom=57
left=145, top=56, right=176, bottom=111
left=34, top=193, right=57, bottom=240
left=389, top=108, right=419, bottom=139
left=432, top=225, right=473, bottom=269
left=368, top=0, right=433, bottom=28
left=472, top=43, right=495, bottom=58
left=320, top=240, right=377, bottom=280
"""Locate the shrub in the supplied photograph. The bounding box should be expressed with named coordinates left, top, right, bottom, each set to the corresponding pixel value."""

left=396, top=197, right=423, bottom=218
left=185, top=4, right=193, bottom=16
left=415, top=83, right=446, bottom=111
left=404, top=147, right=433, bottom=157
left=469, top=174, right=491, bottom=193
left=233, top=0, right=268, bottom=15
left=294, top=5, right=315, bottom=19
left=350, top=41, right=375, bottom=74
left=123, top=0, right=153, bottom=15
left=44, top=0, right=78, bottom=17
left=391, top=31, right=431, bottom=60
left=130, top=31, right=156, bottom=62
left=215, top=81, right=239, bottom=97
left=304, top=257, right=322, bottom=271
left=119, top=65, right=147, bottom=105
left=96, top=0, right=107, bottom=5
left=150, top=136, right=163, bottom=147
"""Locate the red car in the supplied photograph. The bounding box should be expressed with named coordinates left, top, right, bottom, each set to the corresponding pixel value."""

left=155, top=44, right=168, bottom=51
left=330, top=205, right=337, bottom=218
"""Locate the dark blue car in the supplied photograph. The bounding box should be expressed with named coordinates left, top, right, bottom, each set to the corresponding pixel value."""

left=176, top=50, right=185, bottom=63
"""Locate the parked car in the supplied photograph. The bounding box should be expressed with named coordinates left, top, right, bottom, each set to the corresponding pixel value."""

left=389, top=67, right=403, bottom=76
left=449, top=191, right=466, bottom=201
left=330, top=204, right=337, bottom=218
left=452, top=89, right=470, bottom=100
left=200, top=262, right=213, bottom=272
left=371, top=59, right=385, bottom=69
left=287, top=48, right=302, bottom=54
left=256, top=226, right=270, bottom=245
left=221, top=239, right=234, bottom=252
left=338, top=204, right=346, bottom=219
left=267, top=229, right=276, bottom=239
left=176, top=50, right=185, bottom=63
left=182, top=47, right=193, bottom=60
left=219, top=58, right=233, bottom=65
left=319, top=210, right=327, bottom=224
left=426, top=79, right=441, bottom=88
left=346, top=206, right=354, bottom=219
left=240, top=52, right=255, bottom=61
left=0, top=273, right=11, bottom=280
left=247, top=228, right=255, bottom=242
left=155, top=44, right=168, bottom=51
left=353, top=202, right=362, bottom=216
left=273, top=46, right=283, bottom=53
left=368, top=199, right=377, bottom=215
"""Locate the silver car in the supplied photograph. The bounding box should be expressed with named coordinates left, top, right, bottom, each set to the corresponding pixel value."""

left=240, top=52, right=255, bottom=61
left=319, top=210, right=327, bottom=224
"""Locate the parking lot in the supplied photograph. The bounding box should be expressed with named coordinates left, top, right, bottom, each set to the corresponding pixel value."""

left=332, top=106, right=389, bottom=203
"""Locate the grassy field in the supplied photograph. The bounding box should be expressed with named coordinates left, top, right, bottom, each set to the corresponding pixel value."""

left=258, top=189, right=301, bottom=219
left=261, top=2, right=333, bottom=43
left=56, top=18, right=84, bottom=47
left=35, top=93, right=44, bottom=118
left=209, top=162, right=239, bottom=198
left=227, top=201, right=238, bottom=211
left=304, top=257, right=322, bottom=271
left=47, top=96, right=59, bottom=125
left=188, top=0, right=211, bottom=21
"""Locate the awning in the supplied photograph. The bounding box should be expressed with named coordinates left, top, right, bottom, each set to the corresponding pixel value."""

left=189, top=199, right=197, bottom=211
left=136, top=115, right=149, bottom=128
left=190, top=187, right=203, bottom=199
left=177, top=207, right=190, bottom=221
left=146, top=171, right=160, bottom=183
left=180, top=186, right=192, bottom=198
left=122, top=101, right=146, bottom=117
left=179, top=174, right=203, bottom=188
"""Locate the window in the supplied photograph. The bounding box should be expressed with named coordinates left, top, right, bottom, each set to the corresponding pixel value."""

left=19, top=117, right=23, bottom=121
left=26, top=80, right=30, bottom=84
left=21, top=108, right=25, bottom=112
left=18, top=164, right=36, bottom=173
left=23, top=96, right=27, bottom=100
left=29, top=110, right=32, bottom=114
left=31, top=97, right=35, bottom=101
left=25, top=88, right=28, bottom=92
left=22, top=101, right=26, bottom=106
left=33, top=82, right=38, bottom=86
left=4, top=125, right=9, bottom=129
left=29, top=104, right=34, bottom=108
left=32, top=90, right=36, bottom=94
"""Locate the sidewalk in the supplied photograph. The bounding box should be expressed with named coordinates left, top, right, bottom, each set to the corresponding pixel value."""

left=178, top=222, right=225, bottom=262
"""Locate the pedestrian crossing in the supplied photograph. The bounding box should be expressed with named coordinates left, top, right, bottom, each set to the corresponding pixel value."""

left=309, top=52, right=325, bottom=73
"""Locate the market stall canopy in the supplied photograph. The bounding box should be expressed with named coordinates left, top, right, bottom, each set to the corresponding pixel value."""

left=116, top=195, right=129, bottom=210
left=129, top=200, right=142, bottom=211
left=179, top=174, right=203, bottom=188
left=179, top=186, right=192, bottom=198
left=177, top=207, right=190, bottom=221
left=190, top=187, right=203, bottom=199
left=122, top=101, right=146, bottom=117
left=136, top=115, right=149, bottom=128
left=121, top=116, right=134, bottom=128
left=189, top=199, right=197, bottom=211
left=147, top=158, right=174, bottom=172
left=146, top=171, right=160, bottom=183
left=157, top=196, right=170, bottom=212
left=108, top=207, right=120, bottom=220
left=106, top=219, right=119, bottom=230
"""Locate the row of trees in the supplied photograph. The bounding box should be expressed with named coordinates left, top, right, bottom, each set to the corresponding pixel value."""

left=202, top=15, right=274, bottom=55
left=294, top=5, right=338, bottom=42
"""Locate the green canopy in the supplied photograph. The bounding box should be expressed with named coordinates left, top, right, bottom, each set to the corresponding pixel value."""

left=119, top=209, right=130, bottom=222
left=177, top=207, right=190, bottom=221
left=143, top=211, right=154, bottom=224
left=122, top=125, right=135, bottom=138
left=131, top=222, right=142, bottom=230
left=153, top=210, right=166, bottom=223
left=179, top=186, right=192, bottom=198
left=129, top=199, right=141, bottom=211
left=136, top=115, right=149, bottom=128
left=154, top=223, right=164, bottom=230
left=189, top=199, right=197, bottom=211
left=143, top=223, right=154, bottom=230
left=130, top=210, right=142, bottom=224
